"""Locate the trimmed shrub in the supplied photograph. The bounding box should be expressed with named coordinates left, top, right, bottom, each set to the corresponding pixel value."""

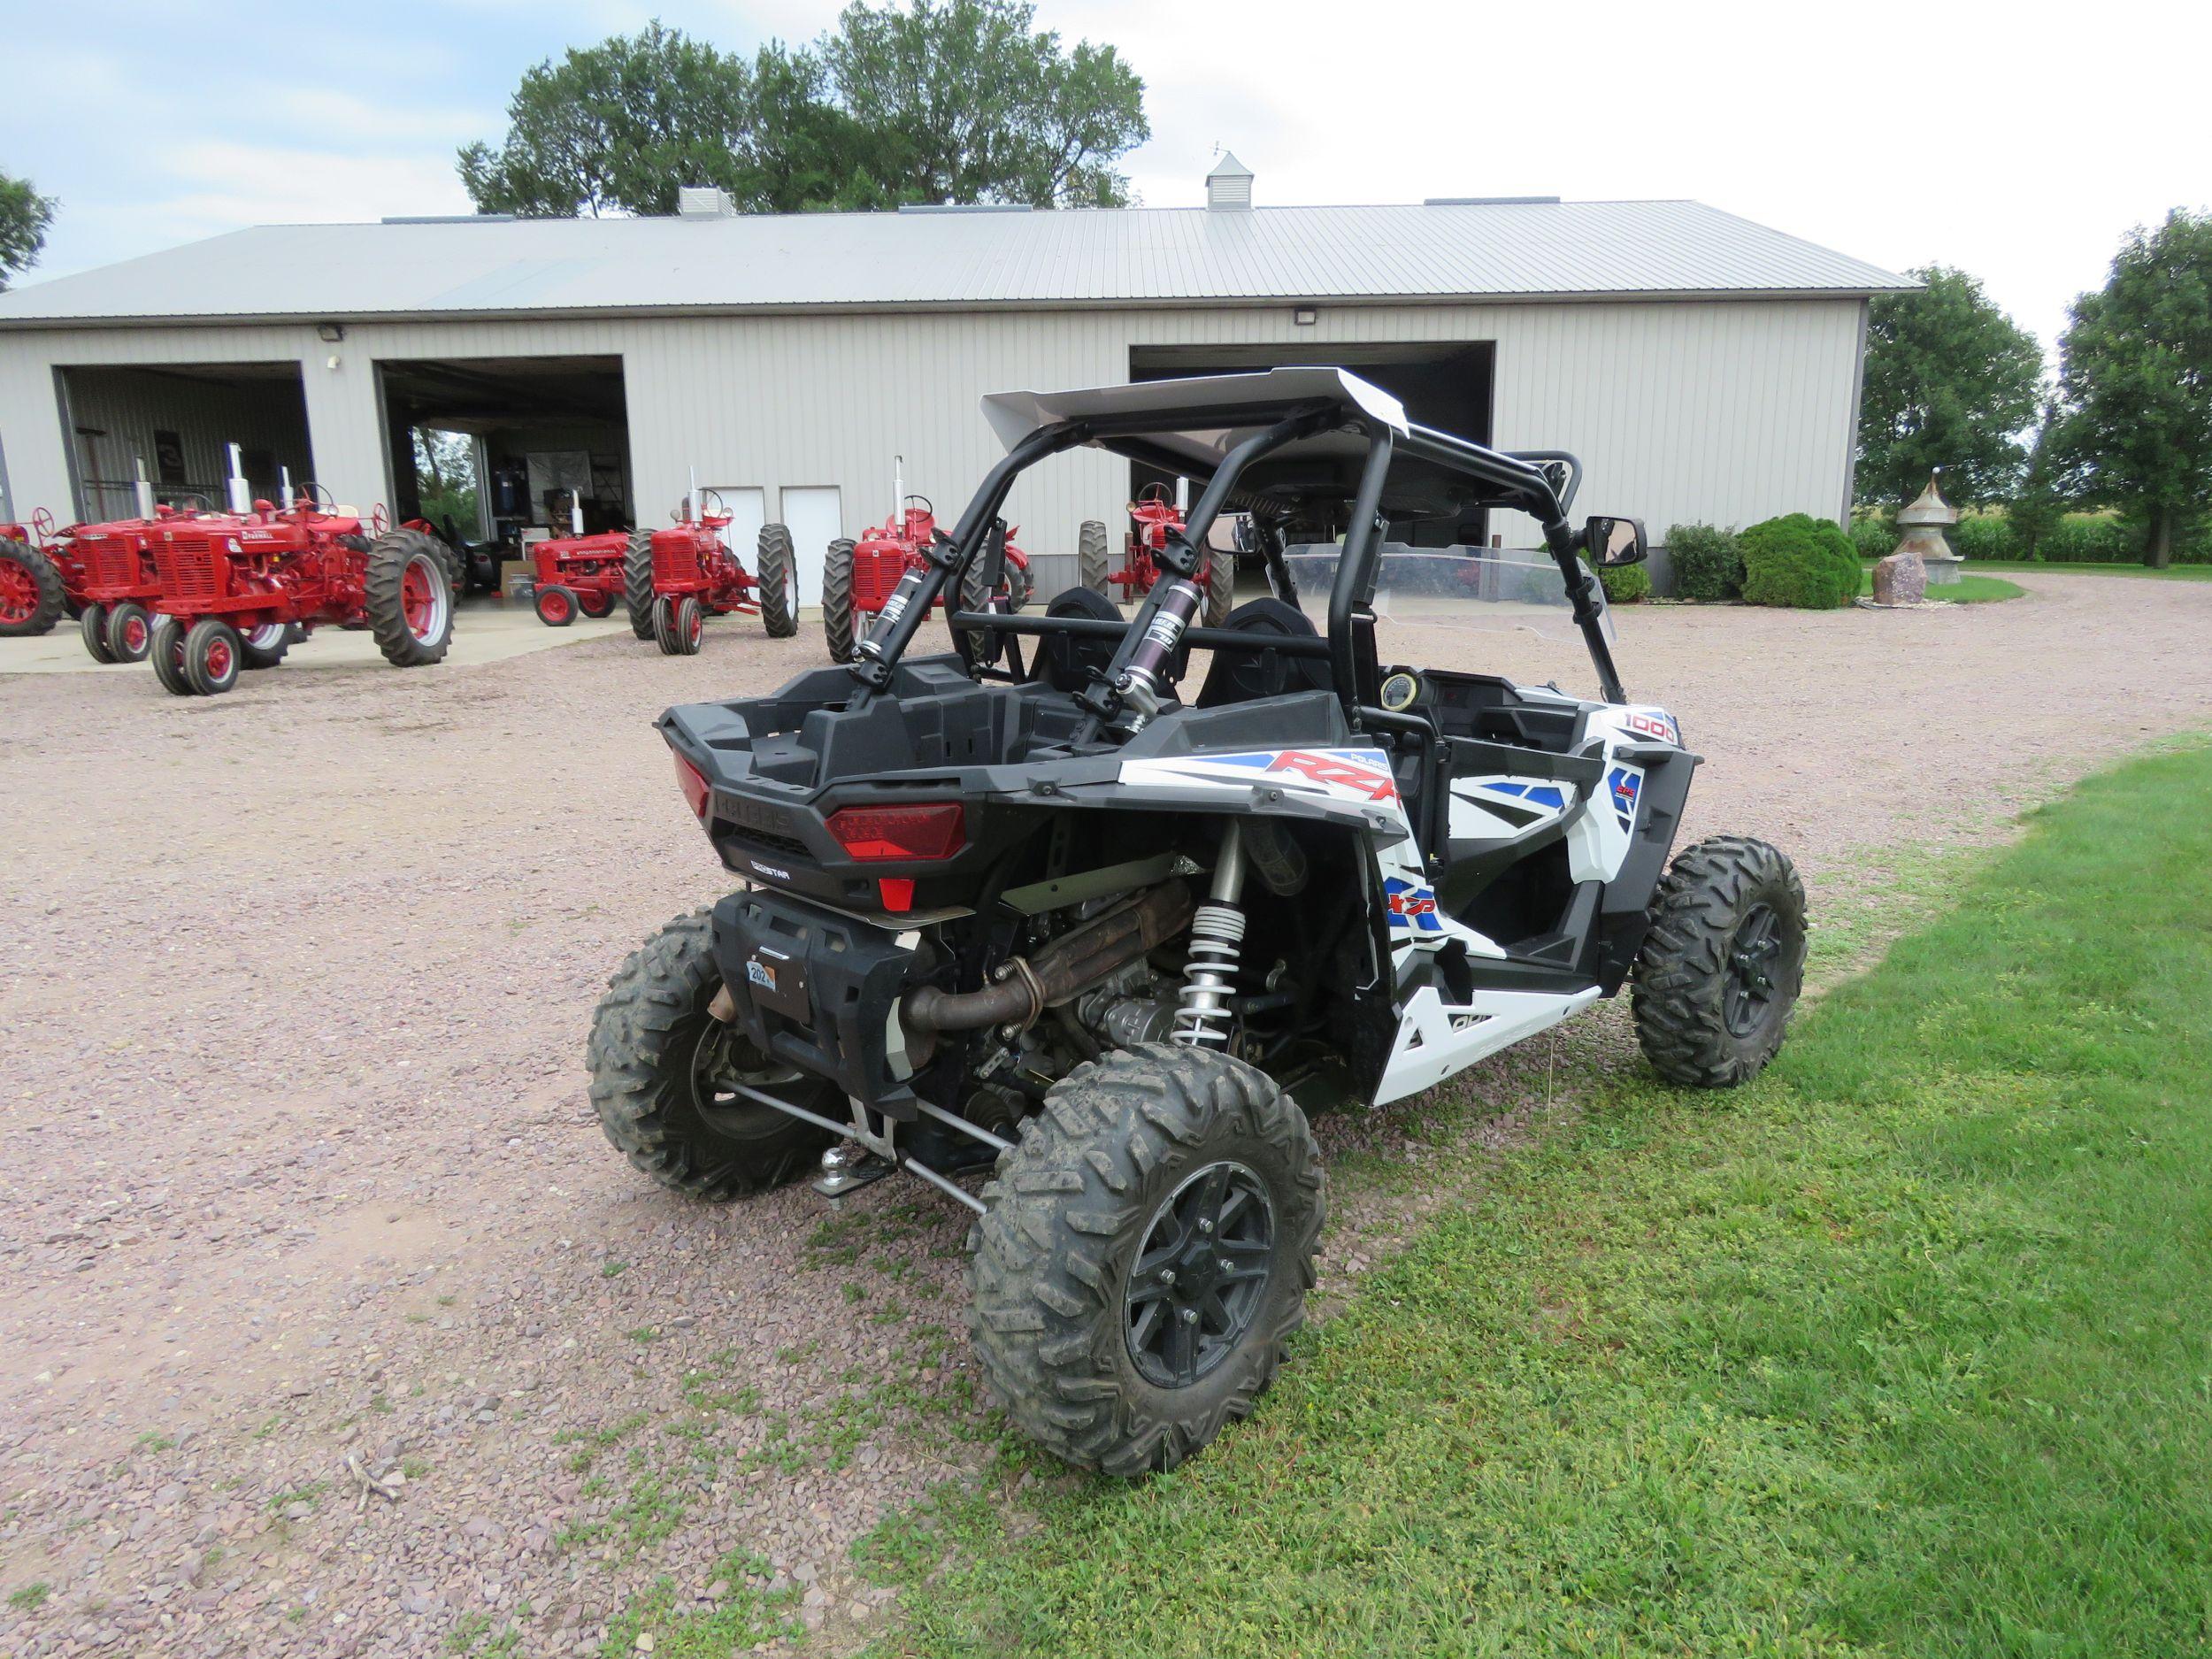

left=1740, top=513, right=1860, bottom=609
left=1665, top=523, right=1744, bottom=602
left=1848, top=517, right=1894, bottom=562
left=1598, top=562, right=1651, bottom=604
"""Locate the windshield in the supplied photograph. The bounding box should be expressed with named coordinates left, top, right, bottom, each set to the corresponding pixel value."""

left=1280, top=544, right=1613, bottom=643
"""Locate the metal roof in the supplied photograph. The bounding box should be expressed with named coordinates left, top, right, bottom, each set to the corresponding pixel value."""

left=0, top=198, right=1914, bottom=326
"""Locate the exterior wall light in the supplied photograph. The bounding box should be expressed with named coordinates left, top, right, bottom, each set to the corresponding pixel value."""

left=317, top=322, right=346, bottom=343
left=1293, top=307, right=1317, bottom=326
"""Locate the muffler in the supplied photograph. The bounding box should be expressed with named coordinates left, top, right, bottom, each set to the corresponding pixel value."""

left=902, top=881, right=1193, bottom=1035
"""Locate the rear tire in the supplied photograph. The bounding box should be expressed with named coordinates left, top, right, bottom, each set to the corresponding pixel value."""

left=80, top=603, right=118, bottom=664
left=534, top=584, right=578, bottom=627
left=149, top=615, right=195, bottom=695
left=1202, top=549, right=1235, bottom=628
left=1006, top=557, right=1033, bottom=612
left=587, top=909, right=839, bottom=1201
left=1078, top=519, right=1111, bottom=595
left=240, top=620, right=291, bottom=669
left=0, top=539, right=66, bottom=636
left=576, top=588, right=614, bottom=618
left=624, top=530, right=657, bottom=640
left=365, top=532, right=454, bottom=667
left=756, top=525, right=799, bottom=638
left=821, top=537, right=858, bottom=663
left=1632, top=835, right=1806, bottom=1087
left=106, top=602, right=153, bottom=663
left=182, top=617, right=243, bottom=695
left=968, top=1044, right=1324, bottom=1477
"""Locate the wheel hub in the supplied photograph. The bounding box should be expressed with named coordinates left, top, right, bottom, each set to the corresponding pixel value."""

left=1724, top=902, right=1783, bottom=1036
left=1125, top=1161, right=1273, bottom=1388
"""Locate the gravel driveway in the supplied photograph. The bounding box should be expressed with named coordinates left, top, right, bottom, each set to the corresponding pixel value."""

left=3, top=573, right=2208, bottom=1657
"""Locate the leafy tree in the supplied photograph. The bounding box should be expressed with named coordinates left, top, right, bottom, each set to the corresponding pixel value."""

left=0, top=169, right=58, bottom=292
left=2008, top=398, right=2089, bottom=559
left=411, top=429, right=480, bottom=537
left=1857, top=266, right=2044, bottom=511
left=2058, top=210, right=2212, bottom=568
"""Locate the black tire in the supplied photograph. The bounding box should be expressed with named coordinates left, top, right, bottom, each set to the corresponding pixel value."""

left=968, top=1043, right=1324, bottom=1477
left=953, top=542, right=997, bottom=658
left=587, top=908, right=839, bottom=1200
left=240, top=620, right=291, bottom=669
left=756, top=524, right=799, bottom=638
left=80, top=603, right=117, bottom=664
left=182, top=617, right=243, bottom=695
left=1078, top=519, right=1111, bottom=595
left=105, top=602, right=153, bottom=663
left=365, top=531, right=454, bottom=667
left=624, top=530, right=657, bottom=640
left=0, top=539, right=66, bottom=636
left=149, top=615, right=195, bottom=695
left=535, top=584, right=578, bottom=627
left=673, top=595, right=703, bottom=655
left=1202, top=548, right=1235, bottom=628
left=1006, top=557, right=1033, bottom=612
left=651, top=595, right=678, bottom=655
left=417, top=530, right=467, bottom=603
left=1632, top=834, right=1807, bottom=1087
left=821, top=537, right=857, bottom=663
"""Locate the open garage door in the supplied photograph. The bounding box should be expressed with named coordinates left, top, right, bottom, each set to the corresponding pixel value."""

left=378, top=356, right=631, bottom=595
left=1130, top=342, right=1494, bottom=545
left=55, top=362, right=312, bottom=522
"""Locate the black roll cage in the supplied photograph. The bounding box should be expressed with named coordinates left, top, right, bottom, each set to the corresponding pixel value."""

left=845, top=392, right=1629, bottom=730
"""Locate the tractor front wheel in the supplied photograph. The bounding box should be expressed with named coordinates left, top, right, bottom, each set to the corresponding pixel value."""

left=0, top=539, right=65, bottom=636
left=365, top=533, right=455, bottom=667
left=624, top=530, right=657, bottom=640
left=106, top=602, right=153, bottom=664
left=183, top=618, right=243, bottom=695
left=674, top=595, right=705, bottom=655
left=968, top=1044, right=1325, bottom=1477
left=535, top=584, right=578, bottom=627
left=1078, top=519, right=1111, bottom=596
left=587, top=909, right=839, bottom=1200
left=149, top=616, right=195, bottom=695
left=1632, top=835, right=1806, bottom=1087
left=80, top=603, right=118, bottom=664
left=821, top=537, right=857, bottom=663
left=755, top=524, right=799, bottom=638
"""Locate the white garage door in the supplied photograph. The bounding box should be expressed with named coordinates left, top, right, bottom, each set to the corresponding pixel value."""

left=704, top=487, right=766, bottom=565
left=779, top=486, right=842, bottom=607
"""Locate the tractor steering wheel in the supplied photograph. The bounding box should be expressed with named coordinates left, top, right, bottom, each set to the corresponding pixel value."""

left=31, top=507, right=57, bottom=540
left=1137, top=481, right=1173, bottom=507
left=370, top=504, right=389, bottom=535
left=902, top=494, right=933, bottom=517
left=293, top=480, right=336, bottom=513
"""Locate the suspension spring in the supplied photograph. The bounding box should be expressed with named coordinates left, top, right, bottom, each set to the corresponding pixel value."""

left=1173, top=902, right=1245, bottom=1047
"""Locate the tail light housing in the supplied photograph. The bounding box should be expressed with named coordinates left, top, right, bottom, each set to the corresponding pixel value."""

left=826, top=803, right=964, bottom=861
left=672, top=753, right=711, bottom=821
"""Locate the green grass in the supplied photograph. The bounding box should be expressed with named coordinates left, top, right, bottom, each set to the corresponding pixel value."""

left=6, top=1582, right=50, bottom=1612
left=860, top=739, right=2212, bottom=1657
left=599, top=1549, right=802, bottom=1656
left=1977, top=559, right=2212, bottom=580
left=1856, top=564, right=2025, bottom=604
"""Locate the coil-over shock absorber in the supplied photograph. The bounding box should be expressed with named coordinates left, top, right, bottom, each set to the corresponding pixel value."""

left=1174, top=820, right=1247, bottom=1048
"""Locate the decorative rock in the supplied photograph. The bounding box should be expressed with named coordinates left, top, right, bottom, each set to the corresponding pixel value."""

left=1871, top=550, right=1927, bottom=606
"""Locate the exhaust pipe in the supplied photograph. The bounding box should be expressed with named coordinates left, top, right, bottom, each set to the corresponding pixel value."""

left=279, top=465, right=296, bottom=511
left=902, top=881, right=1194, bottom=1035
left=134, top=457, right=156, bottom=521
left=570, top=489, right=585, bottom=536
left=225, top=443, right=251, bottom=514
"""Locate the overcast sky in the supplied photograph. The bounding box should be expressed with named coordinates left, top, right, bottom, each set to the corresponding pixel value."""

left=7, top=0, right=2206, bottom=363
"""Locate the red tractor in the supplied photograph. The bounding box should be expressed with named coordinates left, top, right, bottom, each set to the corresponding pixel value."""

left=1078, top=482, right=1234, bottom=626
left=819, top=495, right=1033, bottom=663
left=144, top=497, right=454, bottom=696
left=521, top=529, right=628, bottom=626
left=0, top=503, right=253, bottom=663
left=620, top=491, right=799, bottom=656
left=1, top=510, right=80, bottom=639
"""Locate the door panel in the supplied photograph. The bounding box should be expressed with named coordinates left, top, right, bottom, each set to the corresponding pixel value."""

left=779, top=486, right=842, bottom=607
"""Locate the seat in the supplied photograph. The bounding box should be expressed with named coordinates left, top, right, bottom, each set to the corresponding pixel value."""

left=1033, top=586, right=1124, bottom=692
left=1195, top=597, right=1334, bottom=708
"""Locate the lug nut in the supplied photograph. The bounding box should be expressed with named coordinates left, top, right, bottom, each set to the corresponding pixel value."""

left=1158, top=1269, right=1175, bottom=1286
left=1197, top=1218, right=1213, bottom=1234
left=1180, top=1309, right=1199, bottom=1324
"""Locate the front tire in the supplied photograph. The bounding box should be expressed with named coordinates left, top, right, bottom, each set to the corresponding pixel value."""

left=587, top=910, right=839, bottom=1200
left=80, top=603, right=118, bottom=664
left=968, top=1044, right=1324, bottom=1477
left=182, top=617, right=243, bottom=695
left=756, top=524, right=799, bottom=637
left=149, top=615, right=195, bottom=695
left=1632, top=835, right=1806, bottom=1087
left=534, top=584, right=577, bottom=627
left=821, top=537, right=857, bottom=663
left=106, top=602, right=153, bottom=663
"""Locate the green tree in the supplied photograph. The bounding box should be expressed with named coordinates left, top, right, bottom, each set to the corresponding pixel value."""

left=0, top=169, right=58, bottom=292
left=2008, top=398, right=2090, bottom=559
left=411, top=429, right=480, bottom=537
left=2058, top=210, right=2212, bottom=568
left=1857, top=266, right=2044, bottom=511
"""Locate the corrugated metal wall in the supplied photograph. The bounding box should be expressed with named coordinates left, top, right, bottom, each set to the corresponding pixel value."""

left=58, top=365, right=315, bottom=517
left=0, top=296, right=1865, bottom=592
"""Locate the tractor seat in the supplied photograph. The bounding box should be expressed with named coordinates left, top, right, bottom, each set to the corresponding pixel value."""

left=1195, top=597, right=1335, bottom=708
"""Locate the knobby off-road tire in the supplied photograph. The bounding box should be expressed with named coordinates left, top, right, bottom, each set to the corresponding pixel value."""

left=149, top=615, right=195, bottom=695
left=80, top=603, right=118, bottom=664
left=1202, top=548, right=1235, bottom=628
left=1077, top=519, right=1111, bottom=595
left=365, top=531, right=454, bottom=668
left=0, top=539, right=66, bottom=636
left=587, top=908, right=839, bottom=1200
left=755, top=524, right=800, bottom=638
left=1632, top=834, right=1807, bottom=1087
left=624, top=531, right=657, bottom=640
left=968, top=1043, right=1325, bottom=1477
left=821, top=537, right=858, bottom=663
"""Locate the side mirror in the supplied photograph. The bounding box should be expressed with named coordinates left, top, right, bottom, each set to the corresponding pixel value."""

left=1583, top=515, right=1647, bottom=567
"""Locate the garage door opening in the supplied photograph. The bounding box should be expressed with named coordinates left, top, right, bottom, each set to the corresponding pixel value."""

left=1129, top=342, right=1494, bottom=545
left=56, top=362, right=312, bottom=522
left=378, top=356, right=631, bottom=593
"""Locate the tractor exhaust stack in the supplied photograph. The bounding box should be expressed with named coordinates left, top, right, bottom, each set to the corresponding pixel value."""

left=570, top=490, right=585, bottom=536
left=134, top=457, right=156, bottom=521
left=225, top=444, right=251, bottom=514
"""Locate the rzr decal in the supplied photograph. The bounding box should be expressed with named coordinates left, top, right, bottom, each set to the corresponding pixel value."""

left=1623, top=709, right=1679, bottom=745
left=1118, top=747, right=1400, bottom=807
left=1266, top=749, right=1398, bottom=803
left=1608, top=765, right=1643, bottom=831
left=1385, top=877, right=1442, bottom=933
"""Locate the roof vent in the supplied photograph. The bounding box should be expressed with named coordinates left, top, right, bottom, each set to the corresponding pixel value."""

left=676, top=186, right=737, bottom=219
left=1206, top=151, right=1253, bottom=211
left=895, top=203, right=1035, bottom=214
left=1422, top=196, right=1561, bottom=207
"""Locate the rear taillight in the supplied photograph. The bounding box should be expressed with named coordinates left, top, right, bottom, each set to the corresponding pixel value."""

left=826, top=803, right=964, bottom=861
left=673, top=753, right=711, bottom=821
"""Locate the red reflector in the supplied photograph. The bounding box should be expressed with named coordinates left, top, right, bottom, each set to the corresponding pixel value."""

left=826, top=802, right=964, bottom=861
left=672, top=753, right=711, bottom=821
left=878, top=877, right=915, bottom=912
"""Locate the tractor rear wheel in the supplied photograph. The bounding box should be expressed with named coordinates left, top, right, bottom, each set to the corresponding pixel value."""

left=1202, top=548, right=1235, bottom=628
left=240, top=621, right=292, bottom=669
left=1078, top=519, right=1111, bottom=596
left=624, top=531, right=657, bottom=640
left=183, top=618, right=243, bottom=695
left=149, top=615, right=195, bottom=695
left=80, top=603, right=118, bottom=664
left=105, top=602, right=153, bottom=664
left=1006, top=557, right=1033, bottom=612
left=535, top=584, right=578, bottom=627
left=365, top=532, right=455, bottom=667
left=587, top=908, right=839, bottom=1200
left=0, top=539, right=65, bottom=636
left=421, top=530, right=467, bottom=601
left=1632, top=835, right=1806, bottom=1087
left=821, top=537, right=858, bottom=663
left=755, top=525, right=799, bottom=638
left=577, top=588, right=614, bottom=619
